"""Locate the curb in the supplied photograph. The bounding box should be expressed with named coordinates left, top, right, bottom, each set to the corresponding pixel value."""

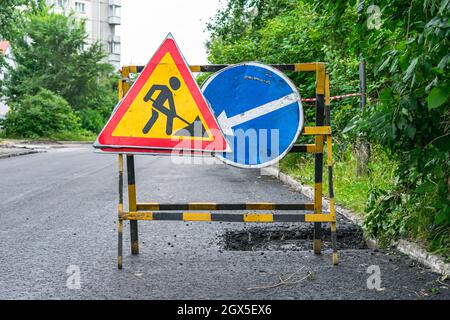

left=396, top=240, right=450, bottom=277
left=0, top=149, right=39, bottom=159
left=265, top=166, right=450, bottom=277
left=56, top=141, right=94, bottom=145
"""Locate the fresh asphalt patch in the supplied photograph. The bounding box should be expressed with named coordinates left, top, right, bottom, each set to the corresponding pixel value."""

left=222, top=214, right=366, bottom=252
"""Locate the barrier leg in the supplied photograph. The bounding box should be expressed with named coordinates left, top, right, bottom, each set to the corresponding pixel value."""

left=118, top=219, right=123, bottom=269
left=313, top=64, right=326, bottom=255
left=325, top=73, right=339, bottom=265
left=313, top=144, right=323, bottom=255
left=118, top=154, right=124, bottom=269
left=327, top=136, right=339, bottom=265
left=331, top=221, right=339, bottom=265
left=127, top=155, right=139, bottom=255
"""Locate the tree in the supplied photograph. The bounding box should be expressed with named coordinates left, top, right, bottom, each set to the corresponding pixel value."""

left=0, top=0, right=43, bottom=80
left=207, top=0, right=360, bottom=137
left=315, top=0, right=449, bottom=253
left=0, top=0, right=43, bottom=41
left=4, top=8, right=117, bottom=127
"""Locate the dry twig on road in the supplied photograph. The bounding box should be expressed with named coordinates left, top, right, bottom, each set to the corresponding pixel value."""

left=247, top=266, right=313, bottom=291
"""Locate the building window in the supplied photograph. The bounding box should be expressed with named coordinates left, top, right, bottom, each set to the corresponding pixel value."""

left=75, top=2, right=86, bottom=13
left=109, top=5, right=121, bottom=17
left=110, top=41, right=120, bottom=55
left=57, top=0, right=68, bottom=8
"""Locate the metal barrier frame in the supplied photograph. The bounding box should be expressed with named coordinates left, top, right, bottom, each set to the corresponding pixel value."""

left=115, top=63, right=338, bottom=269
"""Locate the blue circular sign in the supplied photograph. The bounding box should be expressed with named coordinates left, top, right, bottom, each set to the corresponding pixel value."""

left=201, top=62, right=303, bottom=168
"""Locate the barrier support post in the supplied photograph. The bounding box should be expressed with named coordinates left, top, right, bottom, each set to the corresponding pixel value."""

left=313, top=63, right=326, bottom=254
left=119, top=67, right=140, bottom=256
left=118, top=154, right=124, bottom=269
left=117, top=74, right=125, bottom=269
left=127, top=155, right=139, bottom=254
left=325, top=73, right=339, bottom=265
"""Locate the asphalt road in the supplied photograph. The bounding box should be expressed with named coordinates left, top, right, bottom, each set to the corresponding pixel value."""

left=0, top=145, right=448, bottom=299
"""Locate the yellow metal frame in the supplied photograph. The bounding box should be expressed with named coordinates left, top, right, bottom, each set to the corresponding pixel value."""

left=115, top=62, right=338, bottom=269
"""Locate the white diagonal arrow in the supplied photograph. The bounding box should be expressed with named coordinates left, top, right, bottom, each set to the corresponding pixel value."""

left=217, top=93, right=299, bottom=136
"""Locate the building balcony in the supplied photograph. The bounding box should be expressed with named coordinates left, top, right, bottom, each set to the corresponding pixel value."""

left=109, top=0, right=121, bottom=25
left=109, top=35, right=121, bottom=43
left=108, top=16, right=121, bottom=25
left=109, top=0, right=121, bottom=6
left=108, top=53, right=120, bottom=63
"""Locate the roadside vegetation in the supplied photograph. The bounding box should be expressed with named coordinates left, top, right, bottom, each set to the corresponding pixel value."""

left=206, top=0, right=449, bottom=259
left=0, top=0, right=116, bottom=141
left=280, top=145, right=397, bottom=214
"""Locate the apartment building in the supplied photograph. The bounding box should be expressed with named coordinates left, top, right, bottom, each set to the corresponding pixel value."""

left=47, top=0, right=121, bottom=70
left=0, top=41, right=16, bottom=118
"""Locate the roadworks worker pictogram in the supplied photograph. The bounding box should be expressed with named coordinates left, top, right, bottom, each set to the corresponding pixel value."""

left=142, top=76, right=205, bottom=138
left=142, top=76, right=181, bottom=136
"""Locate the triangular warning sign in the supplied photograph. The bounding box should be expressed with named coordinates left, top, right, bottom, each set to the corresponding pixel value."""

left=94, top=34, right=229, bottom=153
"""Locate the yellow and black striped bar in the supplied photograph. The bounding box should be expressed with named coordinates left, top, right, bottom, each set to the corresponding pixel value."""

left=124, top=62, right=324, bottom=74
left=289, top=144, right=318, bottom=153
left=325, top=73, right=338, bottom=265
left=117, top=78, right=123, bottom=101
left=117, top=80, right=125, bottom=269
left=120, top=65, right=140, bottom=77
left=117, top=154, right=124, bottom=269
left=136, top=202, right=315, bottom=211
left=118, top=77, right=131, bottom=97
left=118, top=71, right=141, bottom=256
left=303, top=126, right=331, bottom=135
left=120, top=211, right=336, bottom=223
left=126, top=155, right=139, bottom=255
left=119, top=67, right=135, bottom=98
left=313, top=63, right=326, bottom=255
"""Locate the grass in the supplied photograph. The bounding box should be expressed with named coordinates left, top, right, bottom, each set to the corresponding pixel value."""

left=48, top=130, right=96, bottom=142
left=0, top=130, right=97, bottom=142
left=280, top=145, right=397, bottom=215
left=280, top=144, right=450, bottom=261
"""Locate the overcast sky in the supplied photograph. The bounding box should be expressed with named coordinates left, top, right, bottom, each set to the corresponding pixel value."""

left=118, top=0, right=223, bottom=66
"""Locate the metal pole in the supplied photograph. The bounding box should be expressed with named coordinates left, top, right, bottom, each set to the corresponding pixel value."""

left=118, top=154, right=124, bottom=269
left=325, top=74, right=339, bottom=265
left=127, top=155, right=139, bottom=254
left=359, top=55, right=366, bottom=111
left=117, top=73, right=125, bottom=269
left=357, top=55, right=370, bottom=177
left=313, top=63, right=326, bottom=255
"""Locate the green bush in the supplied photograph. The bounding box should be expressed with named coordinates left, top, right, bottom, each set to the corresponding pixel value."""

left=1, top=89, right=81, bottom=138
left=78, top=108, right=106, bottom=134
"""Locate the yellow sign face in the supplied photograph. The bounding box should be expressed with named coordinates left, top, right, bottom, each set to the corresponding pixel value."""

left=112, top=52, right=213, bottom=141
left=95, top=34, right=229, bottom=153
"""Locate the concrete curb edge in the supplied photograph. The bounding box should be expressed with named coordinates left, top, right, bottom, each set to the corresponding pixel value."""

left=0, top=149, right=39, bottom=159
left=264, top=166, right=450, bottom=277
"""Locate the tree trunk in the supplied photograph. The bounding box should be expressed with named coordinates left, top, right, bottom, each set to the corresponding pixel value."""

left=356, top=137, right=371, bottom=177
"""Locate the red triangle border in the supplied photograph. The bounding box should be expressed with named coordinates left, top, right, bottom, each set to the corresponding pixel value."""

left=95, top=35, right=228, bottom=152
